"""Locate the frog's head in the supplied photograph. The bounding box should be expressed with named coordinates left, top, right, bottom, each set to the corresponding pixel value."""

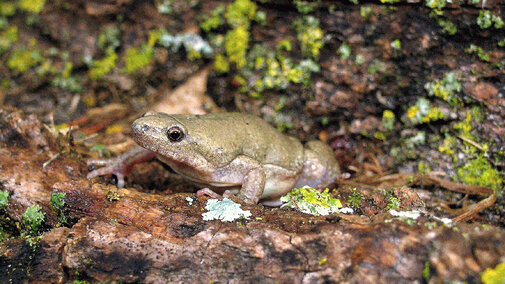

left=131, top=111, right=203, bottom=166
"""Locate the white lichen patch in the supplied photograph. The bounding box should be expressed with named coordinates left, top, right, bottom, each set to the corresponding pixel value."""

left=337, top=207, right=354, bottom=214
left=185, top=196, right=194, bottom=206
left=202, top=198, right=252, bottom=222
left=389, top=210, right=421, bottom=219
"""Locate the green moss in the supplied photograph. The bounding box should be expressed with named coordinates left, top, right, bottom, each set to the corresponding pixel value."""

left=482, top=263, right=505, bottom=284
left=51, top=62, right=82, bottom=92
left=201, top=5, right=225, bottom=32
left=0, top=1, right=16, bottom=16
left=360, top=6, right=372, bottom=19
left=225, top=26, right=249, bottom=69
left=18, top=0, right=46, bottom=13
left=0, top=190, right=9, bottom=209
left=425, top=0, right=447, bottom=10
left=7, top=47, right=43, bottom=73
left=354, top=54, right=365, bottom=65
left=367, top=59, right=386, bottom=74
left=22, top=205, right=45, bottom=236
left=156, top=0, right=174, bottom=14
left=466, top=44, right=490, bottom=62
left=0, top=25, right=18, bottom=54
left=348, top=189, right=364, bottom=208
left=477, top=10, right=504, bottom=29
left=424, top=72, right=462, bottom=106
left=338, top=42, right=351, bottom=60
left=50, top=192, right=66, bottom=212
left=390, top=39, right=401, bottom=50
left=225, top=0, right=257, bottom=28
left=293, top=16, right=324, bottom=59
left=280, top=186, right=342, bottom=216
left=97, top=26, right=120, bottom=50
left=437, top=18, right=457, bottom=35
left=89, top=48, right=118, bottom=80
left=457, top=155, right=503, bottom=192
left=385, top=196, right=401, bottom=210
left=423, top=261, right=431, bottom=282
left=294, top=0, right=318, bottom=14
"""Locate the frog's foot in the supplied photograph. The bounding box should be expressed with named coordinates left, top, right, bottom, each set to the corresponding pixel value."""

left=87, top=158, right=129, bottom=188
left=196, top=188, right=243, bottom=203
left=87, top=146, right=156, bottom=188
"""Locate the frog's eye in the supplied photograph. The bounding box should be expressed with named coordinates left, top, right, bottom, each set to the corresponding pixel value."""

left=167, top=126, right=184, bottom=142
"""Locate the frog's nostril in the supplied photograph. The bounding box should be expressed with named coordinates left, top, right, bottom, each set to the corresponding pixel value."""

left=141, top=125, right=151, bottom=132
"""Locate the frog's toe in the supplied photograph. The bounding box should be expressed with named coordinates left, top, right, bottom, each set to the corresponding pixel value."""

left=86, top=163, right=127, bottom=188
left=196, top=188, right=222, bottom=199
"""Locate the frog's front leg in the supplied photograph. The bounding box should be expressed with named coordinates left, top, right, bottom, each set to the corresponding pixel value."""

left=236, top=167, right=266, bottom=204
left=87, top=145, right=155, bottom=188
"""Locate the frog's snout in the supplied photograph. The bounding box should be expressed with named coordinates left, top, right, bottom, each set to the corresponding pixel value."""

left=131, top=119, right=151, bottom=140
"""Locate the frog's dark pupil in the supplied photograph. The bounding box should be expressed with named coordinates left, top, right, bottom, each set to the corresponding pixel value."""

left=167, top=126, right=184, bottom=142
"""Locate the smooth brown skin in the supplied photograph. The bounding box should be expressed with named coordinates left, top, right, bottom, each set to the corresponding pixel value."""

left=88, top=112, right=340, bottom=205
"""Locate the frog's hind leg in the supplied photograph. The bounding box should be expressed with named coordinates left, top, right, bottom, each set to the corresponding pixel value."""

left=295, top=140, right=341, bottom=188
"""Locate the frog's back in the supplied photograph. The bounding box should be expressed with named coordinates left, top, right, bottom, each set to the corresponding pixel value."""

left=172, top=113, right=304, bottom=170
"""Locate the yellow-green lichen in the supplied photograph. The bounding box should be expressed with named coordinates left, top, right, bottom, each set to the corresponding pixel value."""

left=454, top=112, right=473, bottom=139
left=213, top=53, right=230, bottom=73
left=438, top=135, right=457, bottom=155
left=281, top=186, right=342, bottom=216
left=347, top=188, right=364, bottom=208
left=417, top=161, right=431, bottom=174
left=122, top=30, right=161, bottom=74
left=18, top=0, right=46, bottom=13
left=0, top=1, right=16, bottom=16
left=424, top=72, right=462, bottom=106
left=123, top=45, right=153, bottom=74
left=457, top=155, right=503, bottom=192
left=0, top=25, right=18, bottom=53
left=201, top=5, right=225, bottom=32
left=88, top=48, right=118, bottom=80
left=293, top=16, right=324, bottom=59
left=481, top=263, right=505, bottom=284
left=225, top=26, right=249, bottom=69
left=406, top=98, right=444, bottom=125
left=7, top=46, right=42, bottom=73
left=382, top=110, right=396, bottom=131
left=225, top=0, right=257, bottom=28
